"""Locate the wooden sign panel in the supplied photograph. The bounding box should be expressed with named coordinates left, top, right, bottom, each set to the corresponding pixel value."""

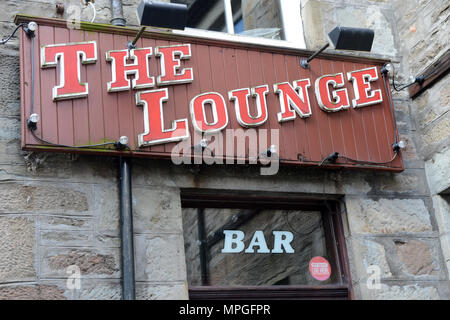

left=17, top=16, right=403, bottom=171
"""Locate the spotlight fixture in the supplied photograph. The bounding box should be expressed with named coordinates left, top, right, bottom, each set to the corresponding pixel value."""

left=301, top=26, right=375, bottom=69
left=380, top=64, right=392, bottom=75
left=127, top=27, right=146, bottom=50
left=320, top=152, right=340, bottom=166
left=128, top=1, right=188, bottom=50
left=137, top=0, right=188, bottom=30
left=393, top=140, right=406, bottom=153
left=266, top=145, right=277, bottom=157
left=200, top=139, right=208, bottom=149
left=381, top=63, right=425, bottom=91
left=260, top=145, right=277, bottom=158
left=327, top=152, right=339, bottom=163
left=24, top=21, right=37, bottom=38
left=27, top=113, right=39, bottom=130
left=114, top=136, right=129, bottom=150
left=193, top=139, right=209, bottom=152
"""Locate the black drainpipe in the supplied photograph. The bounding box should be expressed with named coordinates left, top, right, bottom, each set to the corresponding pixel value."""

left=111, top=0, right=134, bottom=300
left=110, top=0, right=126, bottom=26
left=119, top=157, right=135, bottom=300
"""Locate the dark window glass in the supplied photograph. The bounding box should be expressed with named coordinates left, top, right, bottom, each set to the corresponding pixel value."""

left=172, top=0, right=283, bottom=39
left=234, top=18, right=244, bottom=34
left=182, top=208, right=337, bottom=286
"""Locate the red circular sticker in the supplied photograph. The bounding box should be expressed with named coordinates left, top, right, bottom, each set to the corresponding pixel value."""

left=309, top=256, right=331, bottom=281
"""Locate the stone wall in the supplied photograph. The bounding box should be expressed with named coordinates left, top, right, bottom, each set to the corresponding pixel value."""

left=391, top=0, right=450, bottom=284
left=0, top=0, right=187, bottom=300
left=0, top=0, right=448, bottom=300
left=301, top=0, right=398, bottom=57
left=242, top=0, right=282, bottom=31
left=300, top=0, right=450, bottom=299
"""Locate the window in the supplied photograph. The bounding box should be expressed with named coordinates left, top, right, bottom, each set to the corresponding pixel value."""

left=171, top=0, right=306, bottom=47
left=181, top=190, right=353, bottom=300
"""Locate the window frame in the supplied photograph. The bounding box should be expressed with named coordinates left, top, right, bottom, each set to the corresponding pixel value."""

left=181, top=189, right=354, bottom=300
left=174, top=0, right=306, bottom=49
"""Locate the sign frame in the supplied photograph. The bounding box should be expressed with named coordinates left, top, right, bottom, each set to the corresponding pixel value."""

left=16, top=15, right=404, bottom=172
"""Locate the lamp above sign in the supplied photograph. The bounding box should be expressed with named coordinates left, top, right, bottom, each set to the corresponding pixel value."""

left=17, top=15, right=404, bottom=172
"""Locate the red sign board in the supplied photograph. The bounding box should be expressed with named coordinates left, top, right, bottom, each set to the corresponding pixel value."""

left=17, top=16, right=403, bottom=171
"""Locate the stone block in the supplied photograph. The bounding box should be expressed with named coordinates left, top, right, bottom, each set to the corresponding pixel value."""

left=0, top=182, right=89, bottom=214
left=349, top=237, right=392, bottom=283
left=0, top=117, right=19, bottom=141
left=61, top=155, right=118, bottom=185
left=242, top=0, right=282, bottom=31
left=439, top=232, right=450, bottom=279
left=0, top=284, right=66, bottom=300
left=2, top=280, right=121, bottom=300
left=333, top=168, right=427, bottom=195
left=39, top=215, right=93, bottom=231
left=0, top=22, right=20, bottom=51
left=413, top=77, right=450, bottom=133
left=0, top=216, right=36, bottom=282
left=0, top=132, right=117, bottom=184
left=136, top=282, right=188, bottom=300
left=36, top=279, right=121, bottom=300
left=0, top=142, right=75, bottom=180
left=131, top=158, right=334, bottom=195
left=74, top=280, right=121, bottom=300
left=40, top=230, right=93, bottom=247
left=132, top=186, right=183, bottom=234
left=346, top=197, right=432, bottom=235
left=432, top=195, right=450, bottom=235
left=440, top=78, right=450, bottom=107
left=393, top=101, right=414, bottom=132
left=134, top=233, right=187, bottom=282
left=0, top=52, right=20, bottom=118
left=399, top=134, right=422, bottom=168
left=421, top=116, right=450, bottom=147
left=93, top=184, right=119, bottom=236
left=391, top=0, right=421, bottom=29
left=0, top=0, right=56, bottom=23
left=425, top=146, right=450, bottom=195
left=395, top=239, right=439, bottom=276
left=331, top=171, right=372, bottom=195
left=432, top=195, right=450, bottom=278
left=0, top=139, right=23, bottom=167
left=41, top=247, right=120, bottom=278
left=301, top=0, right=329, bottom=50
left=414, top=90, right=431, bottom=112
left=370, top=169, right=430, bottom=196
left=359, top=283, right=440, bottom=300
left=132, top=159, right=431, bottom=198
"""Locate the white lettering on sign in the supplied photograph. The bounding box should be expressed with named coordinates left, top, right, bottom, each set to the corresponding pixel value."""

left=155, top=44, right=194, bottom=85
left=41, top=41, right=97, bottom=101
left=221, top=230, right=295, bottom=254
left=106, top=47, right=155, bottom=92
